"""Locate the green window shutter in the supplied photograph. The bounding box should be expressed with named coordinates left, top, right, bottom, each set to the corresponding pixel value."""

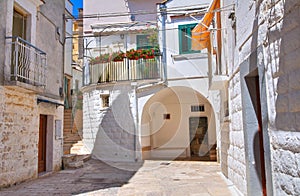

left=136, top=34, right=151, bottom=49
left=178, top=23, right=199, bottom=54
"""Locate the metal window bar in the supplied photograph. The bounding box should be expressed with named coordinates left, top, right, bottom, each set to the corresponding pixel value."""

left=6, top=36, right=47, bottom=86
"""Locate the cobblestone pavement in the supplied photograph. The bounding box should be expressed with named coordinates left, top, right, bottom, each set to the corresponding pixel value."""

left=0, top=159, right=241, bottom=196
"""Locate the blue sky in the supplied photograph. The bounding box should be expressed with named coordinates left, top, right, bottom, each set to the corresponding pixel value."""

left=70, top=0, right=83, bottom=17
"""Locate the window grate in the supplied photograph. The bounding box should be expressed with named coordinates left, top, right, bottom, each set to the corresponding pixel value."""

left=191, top=105, right=205, bottom=112
left=100, top=94, right=110, bottom=108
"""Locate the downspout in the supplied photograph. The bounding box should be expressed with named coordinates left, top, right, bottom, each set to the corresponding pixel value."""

left=134, top=84, right=139, bottom=162
left=159, top=3, right=168, bottom=85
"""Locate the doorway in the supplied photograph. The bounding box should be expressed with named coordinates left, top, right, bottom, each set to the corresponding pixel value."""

left=38, top=115, right=47, bottom=173
left=189, top=117, right=209, bottom=160
left=246, top=75, right=267, bottom=196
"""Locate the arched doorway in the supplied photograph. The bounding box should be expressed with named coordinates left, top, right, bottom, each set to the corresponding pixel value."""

left=140, top=86, right=217, bottom=161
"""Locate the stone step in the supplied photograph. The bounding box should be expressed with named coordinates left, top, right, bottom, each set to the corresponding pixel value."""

left=67, top=160, right=84, bottom=169
left=62, top=154, right=91, bottom=170
left=70, top=140, right=85, bottom=154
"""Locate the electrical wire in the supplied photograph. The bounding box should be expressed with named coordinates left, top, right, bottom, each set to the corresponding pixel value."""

left=66, top=3, right=235, bottom=20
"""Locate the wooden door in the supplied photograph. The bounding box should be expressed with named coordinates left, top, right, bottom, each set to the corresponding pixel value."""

left=254, top=76, right=267, bottom=196
left=38, top=115, right=47, bottom=173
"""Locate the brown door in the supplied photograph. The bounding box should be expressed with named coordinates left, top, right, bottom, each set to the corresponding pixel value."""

left=247, top=75, right=267, bottom=196
left=38, top=115, right=47, bottom=173
left=255, top=76, right=267, bottom=196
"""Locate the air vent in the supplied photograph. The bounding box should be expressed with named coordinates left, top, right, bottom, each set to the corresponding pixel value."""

left=191, top=105, right=205, bottom=112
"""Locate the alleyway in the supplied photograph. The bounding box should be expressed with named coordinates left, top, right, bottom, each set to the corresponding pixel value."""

left=0, top=159, right=240, bottom=196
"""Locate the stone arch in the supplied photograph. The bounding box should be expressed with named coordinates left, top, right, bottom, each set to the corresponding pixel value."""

left=140, top=86, right=216, bottom=160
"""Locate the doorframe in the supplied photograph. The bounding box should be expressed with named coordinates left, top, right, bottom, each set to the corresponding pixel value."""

left=38, top=115, right=54, bottom=174
left=189, top=116, right=209, bottom=158
left=46, top=115, right=54, bottom=172
left=239, top=46, right=273, bottom=196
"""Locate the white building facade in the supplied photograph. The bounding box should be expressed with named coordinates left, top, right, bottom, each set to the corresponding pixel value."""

left=81, top=0, right=223, bottom=165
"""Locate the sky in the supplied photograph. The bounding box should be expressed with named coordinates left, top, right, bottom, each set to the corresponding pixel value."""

left=70, top=0, right=83, bottom=17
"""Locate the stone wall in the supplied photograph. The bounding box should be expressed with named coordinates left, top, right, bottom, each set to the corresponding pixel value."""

left=0, top=87, right=39, bottom=188
left=82, top=84, right=137, bottom=162
left=0, top=87, right=63, bottom=188
left=227, top=73, right=247, bottom=195
left=222, top=0, right=300, bottom=195
left=264, top=0, right=300, bottom=195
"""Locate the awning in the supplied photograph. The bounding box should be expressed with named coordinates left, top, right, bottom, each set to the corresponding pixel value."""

left=91, top=22, right=157, bottom=35
left=191, top=0, right=220, bottom=50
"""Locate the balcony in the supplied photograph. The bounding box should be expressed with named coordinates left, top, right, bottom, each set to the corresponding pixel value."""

left=5, top=36, right=47, bottom=89
left=83, top=56, right=162, bottom=86
left=209, top=53, right=228, bottom=90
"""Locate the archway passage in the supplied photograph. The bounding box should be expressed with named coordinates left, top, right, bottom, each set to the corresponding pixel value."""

left=141, top=86, right=217, bottom=161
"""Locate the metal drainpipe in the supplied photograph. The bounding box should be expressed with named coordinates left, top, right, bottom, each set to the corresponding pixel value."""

left=160, top=3, right=168, bottom=85
left=134, top=84, right=139, bottom=162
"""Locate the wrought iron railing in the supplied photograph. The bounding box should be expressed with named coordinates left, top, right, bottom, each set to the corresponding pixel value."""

left=83, top=56, right=162, bottom=85
left=6, top=36, right=47, bottom=86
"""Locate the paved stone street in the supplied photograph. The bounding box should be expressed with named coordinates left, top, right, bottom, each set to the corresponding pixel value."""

left=0, top=159, right=241, bottom=196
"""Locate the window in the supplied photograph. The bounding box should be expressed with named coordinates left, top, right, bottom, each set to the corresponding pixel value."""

left=191, top=105, right=205, bottom=112
left=75, top=80, right=79, bottom=93
left=163, top=113, right=171, bottom=120
left=100, top=94, right=109, bottom=108
left=136, top=34, right=151, bottom=49
left=13, top=9, right=27, bottom=40
left=178, top=23, right=198, bottom=54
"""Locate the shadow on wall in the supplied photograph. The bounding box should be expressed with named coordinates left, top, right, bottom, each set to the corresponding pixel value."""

left=272, top=1, right=300, bottom=194
left=273, top=1, right=299, bottom=130
left=91, top=88, right=141, bottom=171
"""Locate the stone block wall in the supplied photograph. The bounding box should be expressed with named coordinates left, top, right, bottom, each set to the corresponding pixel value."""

left=82, top=84, right=137, bottom=162
left=222, top=0, right=300, bottom=195
left=264, top=0, right=300, bottom=195
left=0, top=86, right=63, bottom=188
left=227, top=72, right=247, bottom=195
left=0, top=87, right=39, bottom=188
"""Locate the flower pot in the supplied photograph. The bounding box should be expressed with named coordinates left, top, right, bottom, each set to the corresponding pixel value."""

left=113, top=59, right=124, bottom=62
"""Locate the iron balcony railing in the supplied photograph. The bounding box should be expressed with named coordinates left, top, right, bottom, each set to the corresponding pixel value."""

left=83, top=56, right=162, bottom=85
left=6, top=36, right=47, bottom=86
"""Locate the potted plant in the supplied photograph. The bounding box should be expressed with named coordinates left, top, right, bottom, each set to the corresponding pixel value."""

left=111, top=51, right=125, bottom=62
left=141, top=48, right=155, bottom=59
left=89, top=53, right=110, bottom=64
left=126, top=49, right=142, bottom=60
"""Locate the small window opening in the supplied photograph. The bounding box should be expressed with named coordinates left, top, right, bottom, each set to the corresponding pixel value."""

left=101, top=94, right=109, bottom=108
left=191, top=105, right=205, bottom=112
left=163, top=113, right=170, bottom=120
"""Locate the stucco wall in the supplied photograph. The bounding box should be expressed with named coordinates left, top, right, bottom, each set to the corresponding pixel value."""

left=83, top=0, right=161, bottom=32
left=0, top=0, right=7, bottom=85
left=37, top=0, right=65, bottom=99
left=141, top=86, right=216, bottom=160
